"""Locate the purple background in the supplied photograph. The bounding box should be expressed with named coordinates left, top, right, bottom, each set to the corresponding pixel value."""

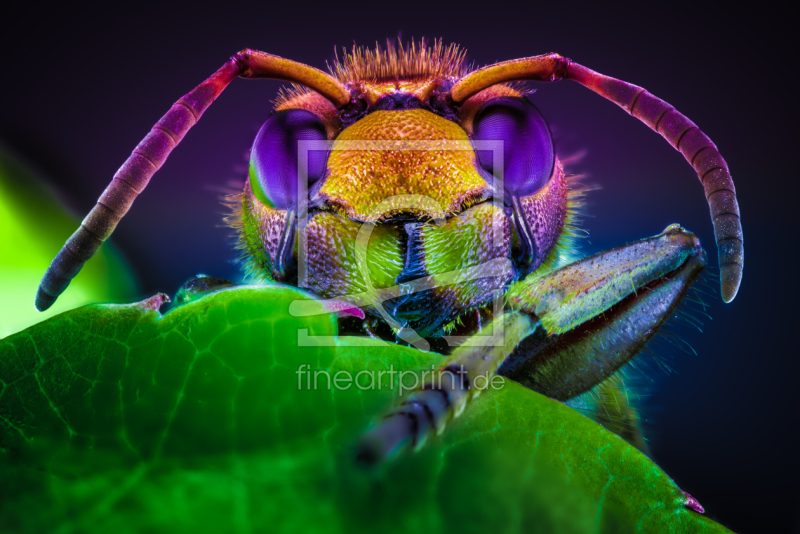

left=1, top=2, right=797, bottom=531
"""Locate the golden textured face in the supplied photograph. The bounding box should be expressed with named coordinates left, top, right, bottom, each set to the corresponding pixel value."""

left=321, top=109, right=489, bottom=222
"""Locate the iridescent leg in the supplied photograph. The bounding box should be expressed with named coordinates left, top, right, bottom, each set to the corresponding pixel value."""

left=357, top=225, right=705, bottom=465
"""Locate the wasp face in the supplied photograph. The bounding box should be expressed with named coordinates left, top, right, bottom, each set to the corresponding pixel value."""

left=241, top=48, right=571, bottom=337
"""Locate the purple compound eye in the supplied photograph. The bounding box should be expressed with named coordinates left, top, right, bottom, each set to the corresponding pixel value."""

left=249, top=109, right=329, bottom=211
left=473, top=97, right=554, bottom=201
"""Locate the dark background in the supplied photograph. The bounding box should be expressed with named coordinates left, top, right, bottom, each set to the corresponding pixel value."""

left=1, top=1, right=797, bottom=531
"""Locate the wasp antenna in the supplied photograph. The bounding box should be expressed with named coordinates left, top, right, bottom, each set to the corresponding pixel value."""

left=34, top=58, right=242, bottom=312
left=450, top=53, right=570, bottom=103
left=450, top=56, right=743, bottom=302
left=35, top=50, right=351, bottom=312
left=565, top=62, right=742, bottom=302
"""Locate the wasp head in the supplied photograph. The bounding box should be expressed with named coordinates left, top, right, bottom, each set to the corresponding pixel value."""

left=239, top=40, right=572, bottom=338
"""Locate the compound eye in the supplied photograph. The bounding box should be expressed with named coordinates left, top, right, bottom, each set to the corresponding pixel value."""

left=249, top=109, right=328, bottom=210
left=473, top=97, right=554, bottom=200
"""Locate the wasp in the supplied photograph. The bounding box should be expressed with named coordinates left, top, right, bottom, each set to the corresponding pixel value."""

left=34, top=40, right=743, bottom=470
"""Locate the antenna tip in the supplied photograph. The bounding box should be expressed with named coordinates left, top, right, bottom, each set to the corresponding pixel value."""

left=720, top=262, right=742, bottom=303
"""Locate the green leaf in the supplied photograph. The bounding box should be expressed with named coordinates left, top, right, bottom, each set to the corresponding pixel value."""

left=0, top=285, right=731, bottom=533
left=0, top=148, right=137, bottom=338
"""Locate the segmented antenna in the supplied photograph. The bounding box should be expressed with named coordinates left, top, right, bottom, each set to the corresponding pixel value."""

left=34, top=59, right=242, bottom=312
left=566, top=62, right=742, bottom=303
left=35, top=50, right=350, bottom=312
left=450, top=54, right=743, bottom=302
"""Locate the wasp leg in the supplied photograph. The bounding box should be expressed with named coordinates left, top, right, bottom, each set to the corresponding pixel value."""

left=499, top=224, right=705, bottom=400
left=356, top=311, right=537, bottom=466
left=356, top=224, right=705, bottom=465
